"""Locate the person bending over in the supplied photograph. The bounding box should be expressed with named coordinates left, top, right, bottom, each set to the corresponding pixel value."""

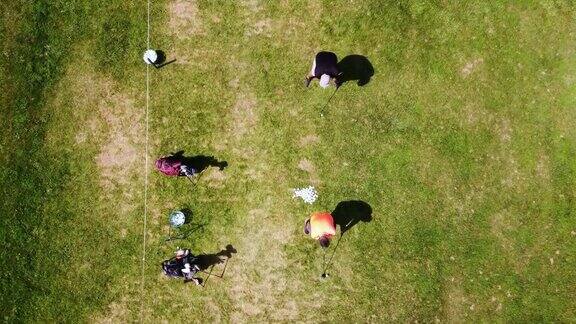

left=305, top=51, right=341, bottom=89
left=304, top=211, right=336, bottom=248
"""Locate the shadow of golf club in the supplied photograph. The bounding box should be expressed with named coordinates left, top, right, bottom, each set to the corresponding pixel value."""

left=165, top=222, right=207, bottom=242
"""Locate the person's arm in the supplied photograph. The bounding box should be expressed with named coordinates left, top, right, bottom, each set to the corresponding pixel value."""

left=303, top=219, right=311, bottom=235
left=305, top=57, right=318, bottom=87
left=305, top=73, right=316, bottom=87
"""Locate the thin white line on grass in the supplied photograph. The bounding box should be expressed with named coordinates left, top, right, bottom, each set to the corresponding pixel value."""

left=140, top=0, right=151, bottom=322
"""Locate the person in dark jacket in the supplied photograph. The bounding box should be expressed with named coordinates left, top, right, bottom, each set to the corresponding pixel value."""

left=305, top=51, right=341, bottom=88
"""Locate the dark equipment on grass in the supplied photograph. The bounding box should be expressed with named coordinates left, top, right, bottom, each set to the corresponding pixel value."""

left=155, top=156, right=197, bottom=177
left=161, top=249, right=202, bottom=285
left=305, top=51, right=340, bottom=89
left=156, top=152, right=227, bottom=188
left=156, top=155, right=201, bottom=188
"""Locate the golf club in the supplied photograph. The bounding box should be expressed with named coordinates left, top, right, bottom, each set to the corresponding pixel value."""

left=320, top=233, right=343, bottom=279
left=185, top=168, right=205, bottom=188
left=320, top=87, right=339, bottom=116
left=200, top=266, right=213, bottom=287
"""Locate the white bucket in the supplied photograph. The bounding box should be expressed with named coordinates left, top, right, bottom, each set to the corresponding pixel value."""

left=169, top=210, right=186, bottom=227
left=143, top=49, right=158, bottom=64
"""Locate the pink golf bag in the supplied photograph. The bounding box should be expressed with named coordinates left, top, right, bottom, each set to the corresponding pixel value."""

left=155, top=156, right=184, bottom=176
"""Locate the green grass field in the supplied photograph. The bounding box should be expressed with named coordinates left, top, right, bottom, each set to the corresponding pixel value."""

left=2, top=0, right=576, bottom=322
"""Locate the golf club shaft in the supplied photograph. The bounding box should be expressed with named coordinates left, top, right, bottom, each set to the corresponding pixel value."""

left=321, top=247, right=328, bottom=275
left=321, top=234, right=343, bottom=275
left=320, top=87, right=338, bottom=114
left=200, top=269, right=223, bottom=278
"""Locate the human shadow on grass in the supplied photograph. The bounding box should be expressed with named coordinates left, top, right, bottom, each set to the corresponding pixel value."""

left=169, top=151, right=228, bottom=173
left=332, top=200, right=373, bottom=234
left=336, top=55, right=375, bottom=87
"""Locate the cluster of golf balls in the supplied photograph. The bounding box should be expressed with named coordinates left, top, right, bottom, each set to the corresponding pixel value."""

left=293, top=186, right=318, bottom=204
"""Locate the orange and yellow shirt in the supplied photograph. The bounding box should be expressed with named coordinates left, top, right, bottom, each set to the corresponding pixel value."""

left=310, top=212, right=336, bottom=240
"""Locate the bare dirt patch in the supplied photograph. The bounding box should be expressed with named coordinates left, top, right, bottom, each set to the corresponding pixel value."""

left=442, top=277, right=467, bottom=320
left=75, top=132, right=87, bottom=144
left=490, top=211, right=515, bottom=250
left=228, top=77, right=240, bottom=89
left=497, top=118, right=512, bottom=143
left=241, top=0, right=262, bottom=13
left=536, top=152, right=550, bottom=180
left=227, top=205, right=309, bottom=321
left=298, top=158, right=321, bottom=185
left=461, top=102, right=494, bottom=128
left=168, top=0, right=204, bottom=38
left=203, top=168, right=228, bottom=188
left=240, top=0, right=273, bottom=37
left=91, top=88, right=143, bottom=190
left=91, top=298, right=130, bottom=323
left=461, top=58, right=484, bottom=78
left=490, top=210, right=526, bottom=271
left=298, top=134, right=320, bottom=147
left=54, top=62, right=145, bottom=216
left=307, top=0, right=323, bottom=20
left=246, top=19, right=272, bottom=36
left=201, top=298, right=222, bottom=323
left=298, top=158, right=315, bottom=173
left=97, top=134, right=139, bottom=187
left=230, top=92, right=258, bottom=139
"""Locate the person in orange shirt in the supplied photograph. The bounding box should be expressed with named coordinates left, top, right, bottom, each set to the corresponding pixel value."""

left=304, top=212, right=337, bottom=248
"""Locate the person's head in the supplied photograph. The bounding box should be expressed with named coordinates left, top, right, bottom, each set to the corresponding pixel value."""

left=319, top=74, right=330, bottom=88
left=318, top=236, right=330, bottom=249
left=175, top=249, right=186, bottom=258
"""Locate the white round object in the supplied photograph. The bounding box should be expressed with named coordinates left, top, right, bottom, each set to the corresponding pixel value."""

left=169, top=211, right=186, bottom=227
left=319, top=74, right=330, bottom=88
left=143, top=49, right=158, bottom=64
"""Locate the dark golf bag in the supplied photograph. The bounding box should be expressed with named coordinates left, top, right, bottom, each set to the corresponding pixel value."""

left=161, top=250, right=200, bottom=280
